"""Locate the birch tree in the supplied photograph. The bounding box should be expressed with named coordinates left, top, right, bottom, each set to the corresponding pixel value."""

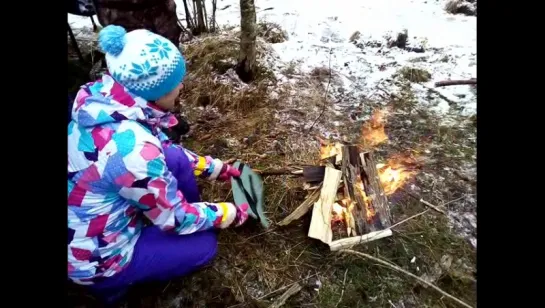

left=236, top=0, right=257, bottom=82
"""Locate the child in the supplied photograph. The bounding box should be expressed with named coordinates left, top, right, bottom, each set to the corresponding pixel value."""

left=67, top=25, right=250, bottom=304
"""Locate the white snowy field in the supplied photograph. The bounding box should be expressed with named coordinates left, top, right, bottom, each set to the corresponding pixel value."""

left=68, top=0, right=476, bottom=116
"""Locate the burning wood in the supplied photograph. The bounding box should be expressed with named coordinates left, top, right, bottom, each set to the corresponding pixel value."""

left=307, top=143, right=405, bottom=249
left=280, top=110, right=419, bottom=250
left=294, top=138, right=420, bottom=250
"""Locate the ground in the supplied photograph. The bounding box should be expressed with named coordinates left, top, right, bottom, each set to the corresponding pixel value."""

left=68, top=0, right=476, bottom=307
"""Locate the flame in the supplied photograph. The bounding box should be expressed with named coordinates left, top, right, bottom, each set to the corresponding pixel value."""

left=338, top=198, right=357, bottom=236
left=331, top=202, right=346, bottom=222
left=361, top=108, right=389, bottom=148
left=377, top=154, right=419, bottom=195
left=320, top=142, right=343, bottom=160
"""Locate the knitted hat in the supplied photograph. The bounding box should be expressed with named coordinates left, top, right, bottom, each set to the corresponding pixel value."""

left=97, top=25, right=186, bottom=102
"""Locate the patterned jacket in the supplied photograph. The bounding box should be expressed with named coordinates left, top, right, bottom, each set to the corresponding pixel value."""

left=68, top=74, right=232, bottom=285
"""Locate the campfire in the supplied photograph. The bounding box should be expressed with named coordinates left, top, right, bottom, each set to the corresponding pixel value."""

left=278, top=108, right=419, bottom=251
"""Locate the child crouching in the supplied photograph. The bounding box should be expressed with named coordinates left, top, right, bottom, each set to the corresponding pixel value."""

left=67, top=25, right=250, bottom=305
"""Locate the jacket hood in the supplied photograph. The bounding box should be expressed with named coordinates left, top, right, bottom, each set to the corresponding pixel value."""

left=70, top=74, right=178, bottom=129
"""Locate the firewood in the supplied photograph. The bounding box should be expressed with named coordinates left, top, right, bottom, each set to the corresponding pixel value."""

left=360, top=152, right=392, bottom=229
left=302, top=166, right=326, bottom=183
left=329, top=229, right=393, bottom=251
left=277, top=186, right=322, bottom=226
left=308, top=167, right=343, bottom=244
left=341, top=145, right=369, bottom=235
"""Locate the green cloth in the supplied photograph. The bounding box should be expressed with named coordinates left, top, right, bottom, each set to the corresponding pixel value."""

left=231, top=161, right=269, bottom=228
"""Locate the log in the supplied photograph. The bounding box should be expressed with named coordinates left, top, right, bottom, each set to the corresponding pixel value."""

left=308, top=167, right=343, bottom=244
left=329, top=229, right=393, bottom=251
left=435, top=79, right=476, bottom=87
left=277, top=186, right=322, bottom=226
left=341, top=145, right=369, bottom=235
left=360, top=152, right=392, bottom=229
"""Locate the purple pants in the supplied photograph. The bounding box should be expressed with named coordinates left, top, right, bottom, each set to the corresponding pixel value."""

left=89, top=145, right=218, bottom=304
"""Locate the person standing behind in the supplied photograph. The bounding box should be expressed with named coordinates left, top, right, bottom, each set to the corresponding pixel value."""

left=93, top=0, right=182, bottom=46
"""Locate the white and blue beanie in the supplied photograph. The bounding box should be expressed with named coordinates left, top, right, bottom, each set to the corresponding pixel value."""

left=97, top=25, right=186, bottom=101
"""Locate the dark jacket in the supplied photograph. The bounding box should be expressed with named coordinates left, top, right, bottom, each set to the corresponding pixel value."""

left=95, top=0, right=181, bottom=46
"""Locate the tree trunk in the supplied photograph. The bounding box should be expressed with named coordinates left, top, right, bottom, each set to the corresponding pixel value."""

left=181, top=0, right=194, bottom=29
left=236, top=0, right=257, bottom=82
left=211, top=0, right=217, bottom=32
left=202, top=0, right=209, bottom=31
left=192, top=0, right=198, bottom=30
left=194, top=0, right=207, bottom=34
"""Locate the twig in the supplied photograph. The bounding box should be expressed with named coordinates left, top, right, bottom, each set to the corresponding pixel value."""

left=401, top=188, right=446, bottom=215
left=224, top=158, right=238, bottom=164
left=335, top=269, right=349, bottom=307
left=389, top=195, right=467, bottom=229
left=424, top=86, right=458, bottom=106
left=254, top=169, right=302, bottom=176
left=240, top=228, right=276, bottom=243
left=257, top=273, right=319, bottom=300
left=435, top=79, right=476, bottom=87
left=339, top=250, right=474, bottom=308
left=268, top=283, right=303, bottom=308
left=389, top=209, right=431, bottom=229
left=305, top=47, right=333, bottom=133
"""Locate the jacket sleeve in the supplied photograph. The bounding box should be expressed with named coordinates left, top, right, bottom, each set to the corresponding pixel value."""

left=164, top=142, right=228, bottom=181
left=117, top=132, right=237, bottom=234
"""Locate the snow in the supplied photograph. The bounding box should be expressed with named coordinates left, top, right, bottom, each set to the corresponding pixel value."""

left=198, top=0, right=477, bottom=117
left=69, top=0, right=476, bottom=116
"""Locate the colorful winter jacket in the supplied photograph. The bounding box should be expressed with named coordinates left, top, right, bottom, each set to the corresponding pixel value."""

left=68, top=74, right=232, bottom=285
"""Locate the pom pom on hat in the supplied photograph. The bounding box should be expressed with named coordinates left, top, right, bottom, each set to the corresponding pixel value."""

left=98, top=25, right=127, bottom=56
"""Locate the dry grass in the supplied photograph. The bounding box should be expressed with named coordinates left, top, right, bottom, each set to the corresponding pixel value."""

left=398, top=67, right=432, bottom=83
left=181, top=33, right=277, bottom=113
left=257, top=22, right=289, bottom=44
left=349, top=31, right=361, bottom=42
left=310, top=66, right=334, bottom=83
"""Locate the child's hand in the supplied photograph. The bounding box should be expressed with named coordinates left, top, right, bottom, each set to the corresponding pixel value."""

left=217, top=164, right=241, bottom=182
left=232, top=203, right=250, bottom=227
left=216, top=202, right=250, bottom=228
